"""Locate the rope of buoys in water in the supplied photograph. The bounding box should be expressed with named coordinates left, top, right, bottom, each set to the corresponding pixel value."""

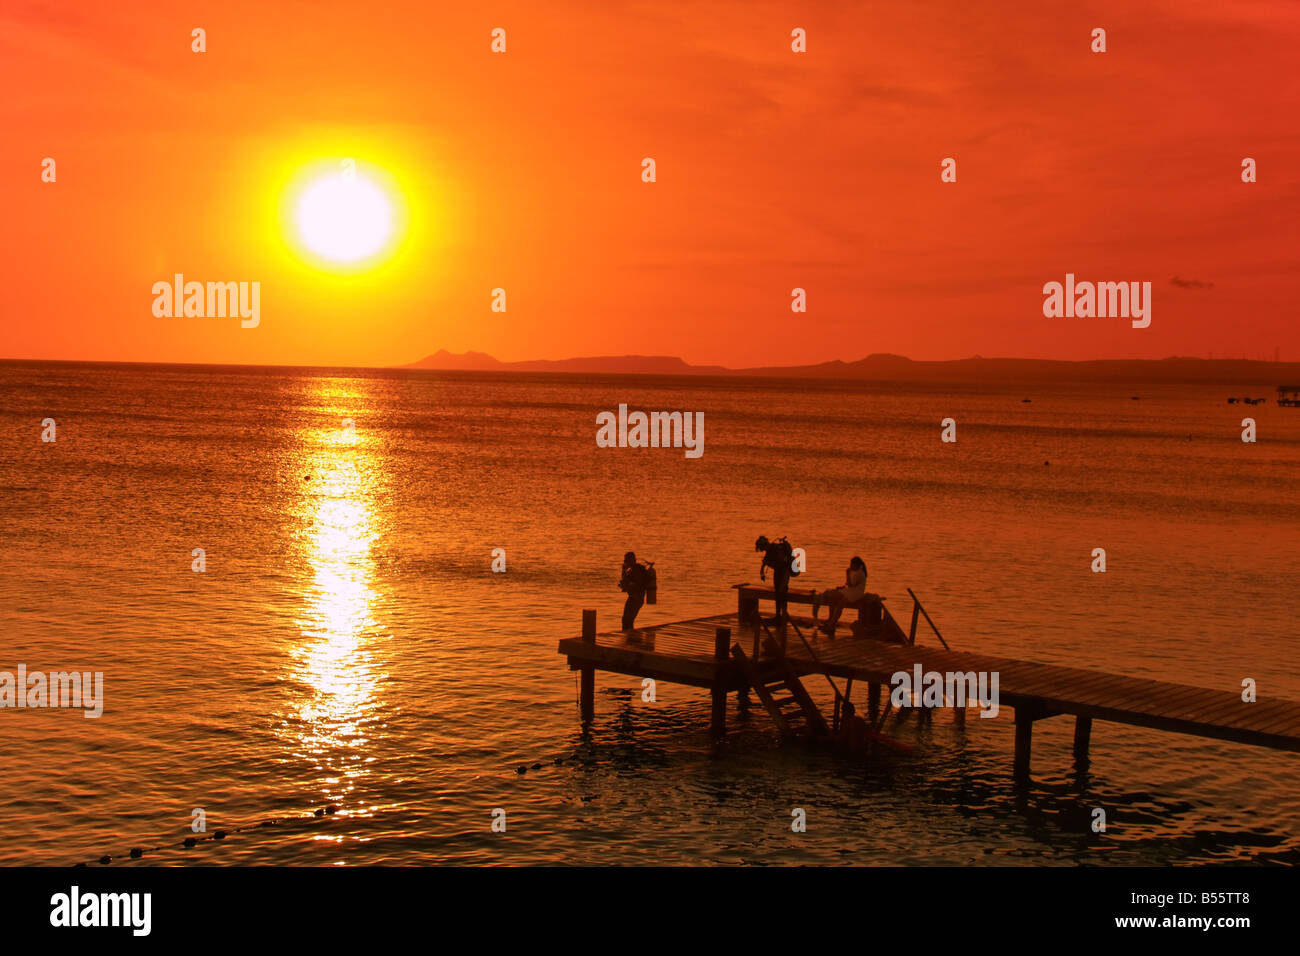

left=74, top=804, right=341, bottom=867
left=72, top=747, right=589, bottom=866
left=513, top=753, right=571, bottom=775
left=71, top=725, right=625, bottom=867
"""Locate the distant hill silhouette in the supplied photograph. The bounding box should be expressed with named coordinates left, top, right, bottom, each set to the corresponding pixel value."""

left=404, top=349, right=727, bottom=375
left=403, top=350, right=1300, bottom=386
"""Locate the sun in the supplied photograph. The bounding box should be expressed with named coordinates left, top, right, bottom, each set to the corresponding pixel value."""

left=297, top=174, right=391, bottom=262
left=284, top=160, right=405, bottom=271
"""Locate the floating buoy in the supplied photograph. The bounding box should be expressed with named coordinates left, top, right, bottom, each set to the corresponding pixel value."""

left=98, top=855, right=111, bottom=865
left=214, top=830, right=227, bottom=840
left=531, top=763, right=542, bottom=770
left=516, top=764, right=527, bottom=774
left=183, top=837, right=197, bottom=847
left=129, top=847, right=143, bottom=859
left=313, top=808, right=325, bottom=816
left=325, top=805, right=338, bottom=815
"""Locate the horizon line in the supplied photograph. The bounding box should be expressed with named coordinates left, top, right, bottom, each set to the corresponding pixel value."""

left=3, top=351, right=1297, bottom=375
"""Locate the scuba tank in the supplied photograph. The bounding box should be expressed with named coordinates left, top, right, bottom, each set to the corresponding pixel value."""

left=642, top=560, right=657, bottom=604
left=777, top=537, right=800, bottom=576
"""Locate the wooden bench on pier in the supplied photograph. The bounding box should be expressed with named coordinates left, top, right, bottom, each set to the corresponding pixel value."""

left=733, top=582, right=919, bottom=649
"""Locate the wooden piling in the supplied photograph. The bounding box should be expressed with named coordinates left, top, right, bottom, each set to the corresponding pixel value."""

left=1073, top=715, right=1092, bottom=762
left=738, top=589, right=760, bottom=660
left=711, top=627, right=730, bottom=737
left=838, top=677, right=853, bottom=731
left=868, top=682, right=880, bottom=722
left=1014, top=707, right=1034, bottom=780
left=580, top=609, right=596, bottom=723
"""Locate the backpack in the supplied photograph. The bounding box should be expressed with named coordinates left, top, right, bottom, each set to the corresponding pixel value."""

left=640, top=560, right=658, bottom=604
left=776, top=537, right=801, bottom=576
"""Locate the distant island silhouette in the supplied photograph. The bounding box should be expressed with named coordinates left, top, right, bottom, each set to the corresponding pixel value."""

left=403, top=350, right=1300, bottom=386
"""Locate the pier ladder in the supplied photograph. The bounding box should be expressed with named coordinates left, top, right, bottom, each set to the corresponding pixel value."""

left=731, top=638, right=830, bottom=739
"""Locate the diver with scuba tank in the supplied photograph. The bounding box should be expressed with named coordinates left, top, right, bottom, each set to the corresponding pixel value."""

left=619, top=551, right=657, bottom=630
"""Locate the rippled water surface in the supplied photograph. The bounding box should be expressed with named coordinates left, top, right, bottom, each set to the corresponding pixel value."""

left=1, top=361, right=1298, bottom=865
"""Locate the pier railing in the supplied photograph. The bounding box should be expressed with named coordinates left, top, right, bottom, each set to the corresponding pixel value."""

left=905, top=588, right=950, bottom=650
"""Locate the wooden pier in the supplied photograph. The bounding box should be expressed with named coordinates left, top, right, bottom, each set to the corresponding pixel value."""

left=557, top=585, right=1300, bottom=780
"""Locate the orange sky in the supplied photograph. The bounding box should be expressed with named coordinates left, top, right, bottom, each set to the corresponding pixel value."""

left=2, top=0, right=1297, bottom=368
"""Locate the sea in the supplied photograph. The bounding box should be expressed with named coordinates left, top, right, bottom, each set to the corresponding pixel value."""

left=1, top=360, right=1297, bottom=865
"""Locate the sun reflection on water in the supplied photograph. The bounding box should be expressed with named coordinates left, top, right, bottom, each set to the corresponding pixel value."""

left=285, top=411, right=386, bottom=812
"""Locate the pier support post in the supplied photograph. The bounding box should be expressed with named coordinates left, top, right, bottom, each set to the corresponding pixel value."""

left=1073, top=716, right=1092, bottom=763
left=954, top=701, right=966, bottom=729
left=580, top=609, right=596, bottom=724
left=1014, top=707, right=1035, bottom=781
left=837, top=677, right=852, bottom=732
left=711, top=627, right=731, bottom=738
left=738, top=589, right=760, bottom=660
left=868, top=682, right=880, bottom=723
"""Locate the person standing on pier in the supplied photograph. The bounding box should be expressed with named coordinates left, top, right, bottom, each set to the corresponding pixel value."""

left=619, top=551, right=649, bottom=631
left=755, top=535, right=793, bottom=625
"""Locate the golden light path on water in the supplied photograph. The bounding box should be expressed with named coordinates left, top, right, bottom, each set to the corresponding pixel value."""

left=283, top=395, right=386, bottom=837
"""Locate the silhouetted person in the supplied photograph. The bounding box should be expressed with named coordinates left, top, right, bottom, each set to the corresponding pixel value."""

left=817, top=556, right=867, bottom=638
left=619, top=551, right=648, bottom=631
left=836, top=700, right=869, bottom=754
left=756, top=535, right=793, bottom=624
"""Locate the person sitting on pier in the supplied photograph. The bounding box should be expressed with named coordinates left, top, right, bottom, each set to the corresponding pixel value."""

left=816, top=556, right=867, bottom=638
left=619, top=551, right=649, bottom=631
left=755, top=535, right=793, bottom=625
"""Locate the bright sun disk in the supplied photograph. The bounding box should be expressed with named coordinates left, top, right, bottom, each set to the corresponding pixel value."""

left=295, top=172, right=394, bottom=264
